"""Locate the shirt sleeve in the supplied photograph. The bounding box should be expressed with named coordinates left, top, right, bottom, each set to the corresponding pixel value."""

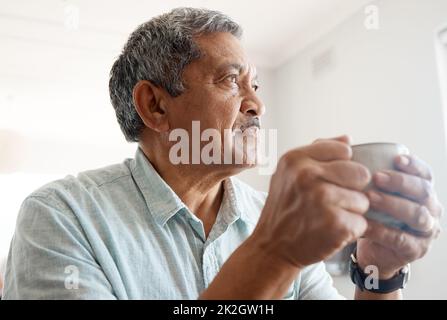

left=3, top=195, right=117, bottom=300
left=297, top=262, right=346, bottom=300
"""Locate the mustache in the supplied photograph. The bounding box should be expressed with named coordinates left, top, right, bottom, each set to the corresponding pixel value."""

left=240, top=118, right=261, bottom=132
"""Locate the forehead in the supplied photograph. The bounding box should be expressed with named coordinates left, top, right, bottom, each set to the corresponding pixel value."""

left=193, top=32, right=256, bottom=74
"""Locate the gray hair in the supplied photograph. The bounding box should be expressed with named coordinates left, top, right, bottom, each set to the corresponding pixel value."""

left=109, top=7, right=243, bottom=142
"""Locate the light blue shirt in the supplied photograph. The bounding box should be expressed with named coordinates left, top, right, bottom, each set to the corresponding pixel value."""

left=3, top=148, right=342, bottom=300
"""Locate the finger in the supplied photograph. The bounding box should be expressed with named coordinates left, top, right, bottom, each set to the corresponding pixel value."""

left=374, top=170, right=433, bottom=202
left=328, top=208, right=368, bottom=243
left=317, top=183, right=370, bottom=214
left=394, top=155, right=433, bottom=182
left=314, top=135, right=352, bottom=145
left=401, top=222, right=441, bottom=239
left=426, top=194, right=445, bottom=219
left=367, top=190, right=435, bottom=233
left=304, top=140, right=352, bottom=162
left=432, top=224, right=442, bottom=239
left=321, top=160, right=371, bottom=191
left=364, top=220, right=431, bottom=261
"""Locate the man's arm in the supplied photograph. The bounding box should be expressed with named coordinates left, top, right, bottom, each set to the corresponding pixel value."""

left=200, top=235, right=300, bottom=300
left=201, top=236, right=345, bottom=300
left=202, top=136, right=370, bottom=299
left=202, top=140, right=442, bottom=301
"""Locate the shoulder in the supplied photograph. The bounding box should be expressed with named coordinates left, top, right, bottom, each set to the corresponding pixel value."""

left=23, top=159, right=134, bottom=212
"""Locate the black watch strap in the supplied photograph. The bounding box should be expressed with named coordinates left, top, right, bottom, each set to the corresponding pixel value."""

left=349, top=252, right=410, bottom=294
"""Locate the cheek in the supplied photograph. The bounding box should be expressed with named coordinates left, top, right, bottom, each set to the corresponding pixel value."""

left=218, top=102, right=240, bottom=129
left=219, top=93, right=242, bottom=123
left=199, top=92, right=241, bottom=130
left=172, top=88, right=241, bottom=131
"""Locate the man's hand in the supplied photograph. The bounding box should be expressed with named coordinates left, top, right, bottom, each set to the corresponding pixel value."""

left=202, top=135, right=373, bottom=299
left=252, top=135, right=371, bottom=269
left=357, top=155, right=444, bottom=279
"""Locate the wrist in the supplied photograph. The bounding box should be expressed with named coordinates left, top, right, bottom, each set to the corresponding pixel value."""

left=245, top=233, right=301, bottom=276
left=201, top=234, right=301, bottom=300
left=356, top=259, right=400, bottom=280
left=243, top=234, right=302, bottom=298
left=350, top=251, right=410, bottom=296
left=355, top=247, right=402, bottom=280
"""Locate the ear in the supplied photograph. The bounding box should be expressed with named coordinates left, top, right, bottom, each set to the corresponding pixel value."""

left=133, top=80, right=170, bottom=133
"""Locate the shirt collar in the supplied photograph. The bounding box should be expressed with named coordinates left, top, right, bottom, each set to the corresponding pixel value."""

left=222, top=178, right=258, bottom=226
left=130, top=148, right=185, bottom=226
left=130, top=148, right=258, bottom=227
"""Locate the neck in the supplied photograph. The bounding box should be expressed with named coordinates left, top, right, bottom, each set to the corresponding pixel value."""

left=139, top=143, right=230, bottom=237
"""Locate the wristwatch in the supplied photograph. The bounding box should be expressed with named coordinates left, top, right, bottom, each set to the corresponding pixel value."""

left=349, top=252, right=410, bottom=294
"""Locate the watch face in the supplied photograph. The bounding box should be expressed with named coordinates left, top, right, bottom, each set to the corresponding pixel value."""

left=402, top=265, right=410, bottom=274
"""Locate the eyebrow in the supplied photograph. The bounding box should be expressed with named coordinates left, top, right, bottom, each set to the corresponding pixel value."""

left=216, top=63, right=258, bottom=81
left=216, top=63, right=245, bottom=74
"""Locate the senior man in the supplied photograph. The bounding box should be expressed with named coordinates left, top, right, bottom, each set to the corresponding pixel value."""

left=3, top=8, right=443, bottom=300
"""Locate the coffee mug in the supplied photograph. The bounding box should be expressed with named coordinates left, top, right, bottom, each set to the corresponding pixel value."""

left=352, top=143, right=410, bottom=230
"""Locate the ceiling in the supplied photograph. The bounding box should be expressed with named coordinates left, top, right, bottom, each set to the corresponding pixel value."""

left=0, top=0, right=373, bottom=70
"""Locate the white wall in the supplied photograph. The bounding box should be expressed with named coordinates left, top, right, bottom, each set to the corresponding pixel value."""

left=0, top=33, right=137, bottom=257
left=271, top=0, right=447, bottom=299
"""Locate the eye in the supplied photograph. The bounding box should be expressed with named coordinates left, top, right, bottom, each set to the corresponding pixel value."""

left=225, top=74, right=239, bottom=85
left=252, top=84, right=259, bottom=92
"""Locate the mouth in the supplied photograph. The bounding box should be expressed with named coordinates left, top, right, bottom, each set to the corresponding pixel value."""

left=239, top=118, right=261, bottom=133
left=240, top=126, right=260, bottom=136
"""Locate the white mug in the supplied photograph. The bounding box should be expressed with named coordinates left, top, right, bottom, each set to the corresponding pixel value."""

left=352, top=143, right=410, bottom=230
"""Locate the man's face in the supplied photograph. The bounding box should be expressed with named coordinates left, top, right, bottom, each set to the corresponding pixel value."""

left=165, top=32, right=265, bottom=171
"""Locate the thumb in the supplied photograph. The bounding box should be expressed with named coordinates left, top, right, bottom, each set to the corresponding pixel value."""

left=314, top=135, right=352, bottom=145
left=333, top=135, right=352, bottom=145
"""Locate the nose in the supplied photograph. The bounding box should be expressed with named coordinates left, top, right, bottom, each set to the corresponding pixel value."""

left=240, top=92, right=266, bottom=117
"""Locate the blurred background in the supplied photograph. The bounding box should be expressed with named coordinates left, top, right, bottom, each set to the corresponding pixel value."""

left=1, top=0, right=447, bottom=299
